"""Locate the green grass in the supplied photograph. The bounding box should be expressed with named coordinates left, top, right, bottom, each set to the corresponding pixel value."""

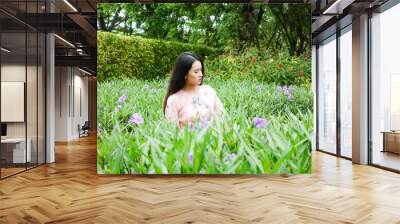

left=97, top=77, right=313, bottom=174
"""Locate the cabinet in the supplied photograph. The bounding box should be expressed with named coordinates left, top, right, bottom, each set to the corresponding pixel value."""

left=382, top=132, right=400, bottom=154
left=0, top=138, right=32, bottom=165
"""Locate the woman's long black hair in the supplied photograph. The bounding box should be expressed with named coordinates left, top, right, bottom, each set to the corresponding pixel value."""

left=163, top=52, right=205, bottom=115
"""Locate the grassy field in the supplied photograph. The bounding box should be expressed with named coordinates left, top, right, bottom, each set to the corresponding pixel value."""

left=97, top=77, right=313, bottom=174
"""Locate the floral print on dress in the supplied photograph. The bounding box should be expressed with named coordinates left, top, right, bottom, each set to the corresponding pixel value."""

left=165, top=85, right=224, bottom=128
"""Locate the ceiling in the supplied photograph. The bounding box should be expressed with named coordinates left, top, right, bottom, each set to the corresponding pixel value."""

left=1, top=0, right=98, bottom=75
left=0, top=0, right=393, bottom=74
left=310, top=0, right=390, bottom=43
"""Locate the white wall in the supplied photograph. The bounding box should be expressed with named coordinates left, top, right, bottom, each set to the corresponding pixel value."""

left=1, top=65, right=25, bottom=81
left=1, top=63, right=46, bottom=164
left=1, top=82, right=25, bottom=122
left=1, top=65, right=26, bottom=139
left=72, top=72, right=89, bottom=138
left=55, top=66, right=69, bottom=141
left=55, top=66, right=89, bottom=141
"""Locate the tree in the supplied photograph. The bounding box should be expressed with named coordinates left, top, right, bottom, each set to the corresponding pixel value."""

left=268, top=4, right=310, bottom=56
left=97, top=3, right=311, bottom=56
left=97, top=4, right=124, bottom=32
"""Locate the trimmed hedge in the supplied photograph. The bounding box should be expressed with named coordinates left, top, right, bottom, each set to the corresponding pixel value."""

left=97, top=32, right=217, bottom=82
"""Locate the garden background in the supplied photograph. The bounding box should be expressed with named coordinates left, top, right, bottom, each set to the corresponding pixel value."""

left=97, top=3, right=314, bottom=174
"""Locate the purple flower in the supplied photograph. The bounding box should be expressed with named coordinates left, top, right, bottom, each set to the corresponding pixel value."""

left=188, top=122, right=196, bottom=131
left=118, top=95, right=127, bottom=104
left=115, top=105, right=121, bottom=112
left=199, top=118, right=210, bottom=129
left=287, top=94, right=293, bottom=101
left=128, top=113, right=144, bottom=125
left=283, top=88, right=290, bottom=96
left=253, top=117, right=268, bottom=129
left=277, top=85, right=294, bottom=101
left=224, top=152, right=237, bottom=163
left=282, top=86, right=291, bottom=96
left=188, top=151, right=194, bottom=165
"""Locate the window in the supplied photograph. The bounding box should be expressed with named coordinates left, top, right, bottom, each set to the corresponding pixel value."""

left=339, top=26, right=352, bottom=158
left=318, top=35, right=337, bottom=154
left=0, top=1, right=46, bottom=179
left=370, top=2, right=400, bottom=171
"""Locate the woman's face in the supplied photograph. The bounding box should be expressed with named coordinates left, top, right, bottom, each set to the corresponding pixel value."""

left=185, top=60, right=203, bottom=86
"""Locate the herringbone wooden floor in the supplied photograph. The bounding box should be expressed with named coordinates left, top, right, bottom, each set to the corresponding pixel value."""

left=1, top=136, right=400, bottom=224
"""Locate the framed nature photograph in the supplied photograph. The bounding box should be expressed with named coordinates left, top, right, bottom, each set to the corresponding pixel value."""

left=97, top=2, right=313, bottom=174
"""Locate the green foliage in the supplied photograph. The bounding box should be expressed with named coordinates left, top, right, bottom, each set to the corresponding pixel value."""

left=267, top=4, right=311, bottom=56
left=98, top=32, right=311, bottom=85
left=97, top=3, right=311, bottom=56
left=97, top=78, right=313, bottom=174
left=207, top=48, right=311, bottom=86
left=97, top=32, right=216, bottom=82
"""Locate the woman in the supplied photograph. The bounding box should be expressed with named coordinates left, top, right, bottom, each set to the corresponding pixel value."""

left=163, top=52, right=224, bottom=129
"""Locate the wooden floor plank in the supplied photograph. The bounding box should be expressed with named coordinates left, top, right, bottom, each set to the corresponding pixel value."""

left=0, top=136, right=399, bottom=223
